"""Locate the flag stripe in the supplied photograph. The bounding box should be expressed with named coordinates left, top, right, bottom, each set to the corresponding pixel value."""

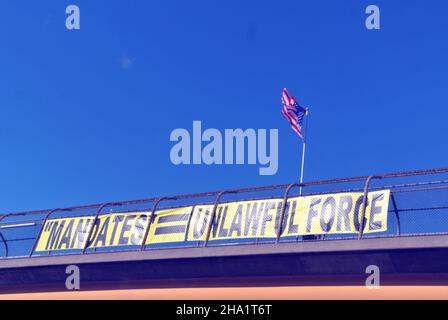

left=282, top=107, right=303, bottom=139
left=281, top=88, right=306, bottom=140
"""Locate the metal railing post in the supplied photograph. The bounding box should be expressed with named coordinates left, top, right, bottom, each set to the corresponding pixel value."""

left=184, top=205, right=197, bottom=242
left=140, top=196, right=178, bottom=251
left=204, top=191, right=237, bottom=247
left=390, top=193, right=401, bottom=236
left=0, top=214, right=12, bottom=258
left=0, top=233, right=6, bottom=258
left=28, top=208, right=72, bottom=257
left=276, top=183, right=300, bottom=243
left=358, top=175, right=382, bottom=239
left=82, top=202, right=123, bottom=254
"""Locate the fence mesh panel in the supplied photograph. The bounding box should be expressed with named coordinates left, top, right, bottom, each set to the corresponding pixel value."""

left=1, top=167, right=448, bottom=258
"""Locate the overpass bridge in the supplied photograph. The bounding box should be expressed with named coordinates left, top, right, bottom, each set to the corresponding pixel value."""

left=1, top=167, right=448, bottom=298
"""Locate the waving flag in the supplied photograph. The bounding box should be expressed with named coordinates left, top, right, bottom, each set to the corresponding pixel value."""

left=281, top=88, right=307, bottom=140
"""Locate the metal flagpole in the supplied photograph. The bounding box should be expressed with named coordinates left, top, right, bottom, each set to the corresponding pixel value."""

left=299, top=108, right=310, bottom=195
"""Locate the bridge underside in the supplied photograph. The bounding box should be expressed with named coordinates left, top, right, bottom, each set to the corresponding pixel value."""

left=1, top=235, right=448, bottom=294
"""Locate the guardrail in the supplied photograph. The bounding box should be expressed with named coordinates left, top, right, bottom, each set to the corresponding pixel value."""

left=1, top=167, right=448, bottom=259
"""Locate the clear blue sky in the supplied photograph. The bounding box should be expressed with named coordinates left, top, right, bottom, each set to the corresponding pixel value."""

left=1, top=0, right=447, bottom=213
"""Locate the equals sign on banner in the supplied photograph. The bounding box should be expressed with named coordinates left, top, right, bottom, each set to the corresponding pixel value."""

left=151, top=208, right=193, bottom=243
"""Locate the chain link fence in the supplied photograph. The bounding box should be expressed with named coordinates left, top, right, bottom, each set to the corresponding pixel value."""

left=1, top=167, right=448, bottom=259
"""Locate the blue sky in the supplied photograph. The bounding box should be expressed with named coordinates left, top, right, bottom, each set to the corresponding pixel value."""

left=1, top=0, right=447, bottom=213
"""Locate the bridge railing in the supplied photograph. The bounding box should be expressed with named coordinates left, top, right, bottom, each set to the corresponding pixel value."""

left=1, top=167, right=448, bottom=259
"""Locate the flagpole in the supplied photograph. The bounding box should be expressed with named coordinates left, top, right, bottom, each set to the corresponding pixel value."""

left=299, top=108, right=310, bottom=195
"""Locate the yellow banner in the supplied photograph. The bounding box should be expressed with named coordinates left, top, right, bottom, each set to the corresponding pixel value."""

left=186, top=200, right=280, bottom=241
left=35, top=212, right=151, bottom=252
left=145, top=206, right=194, bottom=244
left=282, top=190, right=390, bottom=236
left=186, top=190, right=389, bottom=241
left=90, top=212, right=150, bottom=248
left=34, top=190, right=390, bottom=252
left=36, top=215, right=94, bottom=252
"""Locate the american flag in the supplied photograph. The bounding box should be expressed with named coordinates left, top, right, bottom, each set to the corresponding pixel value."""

left=281, top=88, right=307, bottom=140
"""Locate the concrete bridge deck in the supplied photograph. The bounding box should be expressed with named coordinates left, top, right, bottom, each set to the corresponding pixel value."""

left=1, top=234, right=448, bottom=294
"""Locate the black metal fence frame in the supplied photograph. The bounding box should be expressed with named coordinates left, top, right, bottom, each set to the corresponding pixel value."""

left=1, top=167, right=448, bottom=259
